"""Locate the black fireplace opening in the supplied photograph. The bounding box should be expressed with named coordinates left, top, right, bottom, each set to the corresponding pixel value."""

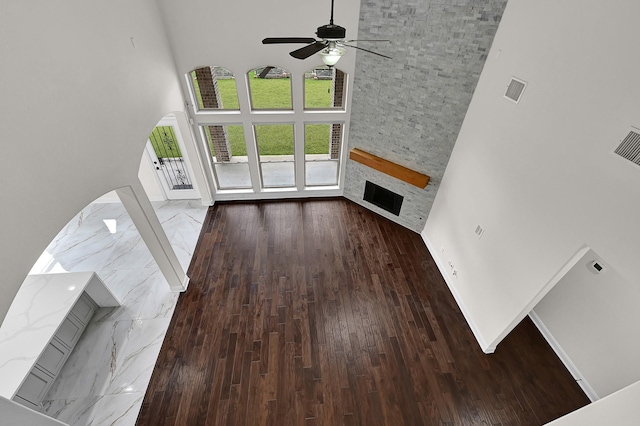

left=363, top=181, right=403, bottom=216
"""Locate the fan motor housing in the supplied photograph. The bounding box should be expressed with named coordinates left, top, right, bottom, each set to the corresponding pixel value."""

left=316, top=24, right=346, bottom=40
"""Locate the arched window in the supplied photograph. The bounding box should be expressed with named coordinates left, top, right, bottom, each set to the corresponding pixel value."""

left=304, top=66, right=346, bottom=109
left=189, top=66, right=239, bottom=111
left=247, top=66, right=292, bottom=110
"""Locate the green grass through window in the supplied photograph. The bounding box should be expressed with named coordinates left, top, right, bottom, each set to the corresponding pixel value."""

left=255, top=125, right=294, bottom=156
left=304, top=79, right=334, bottom=109
left=192, top=69, right=339, bottom=157
left=149, top=126, right=182, bottom=158
left=305, top=124, right=331, bottom=155
left=191, top=72, right=334, bottom=110
left=247, top=78, right=292, bottom=109
left=208, top=124, right=332, bottom=157
left=215, top=79, right=240, bottom=109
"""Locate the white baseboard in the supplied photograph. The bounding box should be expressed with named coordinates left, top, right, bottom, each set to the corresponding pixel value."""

left=421, top=230, right=496, bottom=354
left=528, top=310, right=599, bottom=402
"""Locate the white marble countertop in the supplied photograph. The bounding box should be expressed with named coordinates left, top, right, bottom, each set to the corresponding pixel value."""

left=0, top=272, right=120, bottom=399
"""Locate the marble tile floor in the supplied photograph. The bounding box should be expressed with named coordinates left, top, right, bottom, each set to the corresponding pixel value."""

left=28, top=200, right=208, bottom=426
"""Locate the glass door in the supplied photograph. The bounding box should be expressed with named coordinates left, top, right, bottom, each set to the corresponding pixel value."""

left=146, top=119, right=198, bottom=199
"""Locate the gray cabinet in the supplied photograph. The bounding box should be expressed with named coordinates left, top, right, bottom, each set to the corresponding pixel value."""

left=12, top=367, right=53, bottom=410
left=36, top=339, right=68, bottom=377
left=54, top=315, right=83, bottom=349
left=14, top=292, right=97, bottom=411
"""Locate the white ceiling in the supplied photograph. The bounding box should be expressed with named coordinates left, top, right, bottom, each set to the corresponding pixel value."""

left=156, top=0, right=362, bottom=77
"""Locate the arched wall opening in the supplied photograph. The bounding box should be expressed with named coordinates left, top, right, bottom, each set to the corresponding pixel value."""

left=2, top=188, right=208, bottom=420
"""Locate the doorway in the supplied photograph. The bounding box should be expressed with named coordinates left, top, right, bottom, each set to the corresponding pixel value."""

left=532, top=249, right=640, bottom=400
left=146, top=116, right=198, bottom=199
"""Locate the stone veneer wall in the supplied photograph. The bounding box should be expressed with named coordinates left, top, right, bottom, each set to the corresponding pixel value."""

left=344, top=0, right=507, bottom=232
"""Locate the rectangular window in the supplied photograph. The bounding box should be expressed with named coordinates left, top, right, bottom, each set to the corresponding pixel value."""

left=204, top=125, right=251, bottom=189
left=255, top=124, right=295, bottom=187
left=305, top=123, right=340, bottom=186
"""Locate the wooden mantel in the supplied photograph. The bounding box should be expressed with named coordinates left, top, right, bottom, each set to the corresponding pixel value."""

left=349, top=148, right=430, bottom=188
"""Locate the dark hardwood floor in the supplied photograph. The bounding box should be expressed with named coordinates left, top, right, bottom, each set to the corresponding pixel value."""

left=137, top=199, right=589, bottom=425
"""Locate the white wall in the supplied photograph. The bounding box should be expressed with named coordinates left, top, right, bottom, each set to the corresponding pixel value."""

left=533, top=250, right=640, bottom=399
left=547, top=380, right=640, bottom=426
left=94, top=152, right=165, bottom=203
left=0, top=0, right=184, bottom=324
left=423, top=0, right=640, bottom=351
left=138, top=150, right=166, bottom=202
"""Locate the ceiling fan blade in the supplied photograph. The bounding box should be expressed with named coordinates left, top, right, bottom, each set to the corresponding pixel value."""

left=290, top=41, right=327, bottom=59
left=262, top=37, right=317, bottom=44
left=345, top=39, right=390, bottom=42
left=258, top=66, right=274, bottom=79
left=343, top=43, right=392, bottom=59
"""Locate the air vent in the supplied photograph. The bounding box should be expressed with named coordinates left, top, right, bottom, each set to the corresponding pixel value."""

left=504, top=77, right=527, bottom=103
left=614, top=130, right=640, bottom=165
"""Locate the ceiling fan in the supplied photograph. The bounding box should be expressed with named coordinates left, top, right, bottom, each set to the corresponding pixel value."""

left=261, top=0, right=391, bottom=67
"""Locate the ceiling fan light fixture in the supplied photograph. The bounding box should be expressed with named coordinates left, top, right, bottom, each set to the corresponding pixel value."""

left=261, top=0, right=391, bottom=63
left=319, top=44, right=346, bottom=66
